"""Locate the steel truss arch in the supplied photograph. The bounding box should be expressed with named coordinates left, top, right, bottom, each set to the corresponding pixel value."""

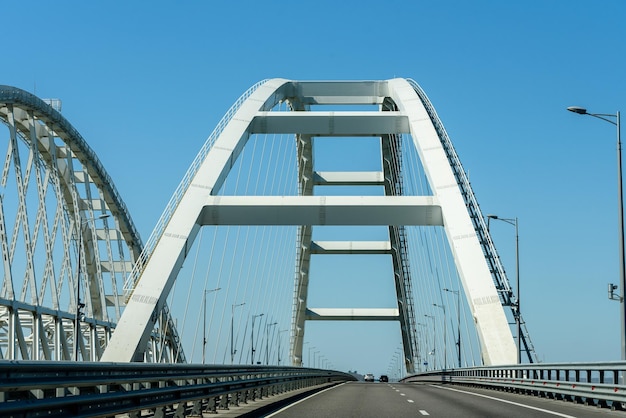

left=0, top=86, right=183, bottom=362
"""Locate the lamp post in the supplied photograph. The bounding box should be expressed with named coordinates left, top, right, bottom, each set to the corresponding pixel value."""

left=487, top=214, right=521, bottom=364
left=417, top=323, right=427, bottom=371
left=395, top=349, right=403, bottom=378
left=250, top=313, right=264, bottom=364
left=266, top=322, right=277, bottom=365
left=203, top=287, right=221, bottom=364
left=231, top=302, right=245, bottom=364
left=74, top=214, right=109, bottom=361
left=568, top=106, right=624, bottom=370
left=277, top=329, right=287, bottom=365
left=308, top=345, right=316, bottom=367
left=444, top=288, right=461, bottom=368
left=433, top=304, right=447, bottom=370
left=424, top=314, right=435, bottom=370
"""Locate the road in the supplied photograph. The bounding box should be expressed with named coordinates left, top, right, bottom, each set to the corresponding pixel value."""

left=262, top=382, right=622, bottom=417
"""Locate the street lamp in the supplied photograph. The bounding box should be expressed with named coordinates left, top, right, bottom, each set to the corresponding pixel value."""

left=444, top=288, right=461, bottom=368
left=231, top=302, right=245, bottom=364
left=266, top=322, right=277, bottom=365
left=75, top=213, right=110, bottom=361
left=487, top=214, right=521, bottom=364
left=568, top=106, right=624, bottom=369
left=277, top=329, right=288, bottom=365
left=433, top=304, right=447, bottom=370
left=203, top=287, right=221, bottom=364
left=424, top=314, right=435, bottom=370
left=417, top=323, right=428, bottom=371
left=250, top=313, right=264, bottom=364
left=308, top=345, right=316, bottom=367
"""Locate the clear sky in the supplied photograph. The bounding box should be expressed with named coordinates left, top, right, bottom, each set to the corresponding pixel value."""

left=2, top=1, right=625, bottom=371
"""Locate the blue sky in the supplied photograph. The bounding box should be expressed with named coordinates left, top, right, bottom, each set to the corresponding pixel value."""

left=2, top=1, right=626, bottom=371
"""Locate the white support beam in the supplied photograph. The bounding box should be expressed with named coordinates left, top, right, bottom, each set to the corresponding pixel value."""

left=249, top=112, right=410, bottom=136
left=306, top=308, right=399, bottom=321
left=313, top=171, right=385, bottom=186
left=199, top=196, right=442, bottom=226
left=289, top=81, right=390, bottom=105
left=310, top=241, right=392, bottom=254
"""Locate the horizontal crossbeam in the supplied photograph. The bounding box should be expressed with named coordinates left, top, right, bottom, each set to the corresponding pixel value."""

left=310, top=241, right=392, bottom=254
left=306, top=308, right=400, bottom=321
left=198, top=196, right=442, bottom=226
left=313, top=171, right=385, bottom=186
left=248, top=112, right=410, bottom=135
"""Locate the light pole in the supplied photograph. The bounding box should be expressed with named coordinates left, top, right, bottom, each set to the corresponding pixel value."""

left=433, top=304, right=447, bottom=370
left=417, top=323, right=427, bottom=371
left=250, top=313, right=264, bottom=364
left=487, top=214, right=521, bottom=364
left=424, top=314, right=435, bottom=369
left=395, top=349, right=402, bottom=378
left=203, top=287, right=221, bottom=364
left=444, top=288, right=461, bottom=368
left=231, top=302, right=245, bottom=364
left=277, top=329, right=287, bottom=365
left=266, top=322, right=277, bottom=365
left=308, top=345, right=316, bottom=367
left=568, top=106, right=624, bottom=369
left=74, top=214, right=109, bottom=361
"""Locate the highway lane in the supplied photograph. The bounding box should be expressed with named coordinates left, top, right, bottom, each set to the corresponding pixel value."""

left=264, top=382, right=624, bottom=417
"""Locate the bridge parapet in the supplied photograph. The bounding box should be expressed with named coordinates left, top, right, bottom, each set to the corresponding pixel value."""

left=401, top=361, right=626, bottom=409
left=0, top=360, right=355, bottom=416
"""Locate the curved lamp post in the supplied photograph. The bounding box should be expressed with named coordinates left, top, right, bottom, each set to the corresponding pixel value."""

left=433, top=304, right=447, bottom=370
left=424, top=314, right=436, bottom=370
left=568, top=106, right=623, bottom=370
left=443, top=288, right=461, bottom=368
left=487, top=214, right=520, bottom=364
left=250, top=313, right=264, bottom=364
left=266, top=322, right=277, bottom=365
left=202, top=287, right=221, bottom=364
left=230, top=302, right=245, bottom=363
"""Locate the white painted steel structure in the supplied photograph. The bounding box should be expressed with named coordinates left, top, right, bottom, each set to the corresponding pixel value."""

left=102, top=79, right=528, bottom=368
left=0, top=86, right=184, bottom=362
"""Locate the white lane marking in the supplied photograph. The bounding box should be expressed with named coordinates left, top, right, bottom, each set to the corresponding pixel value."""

left=400, top=393, right=406, bottom=396
left=265, top=383, right=346, bottom=417
left=407, top=399, right=415, bottom=403
left=419, top=410, right=430, bottom=415
left=434, top=385, right=576, bottom=418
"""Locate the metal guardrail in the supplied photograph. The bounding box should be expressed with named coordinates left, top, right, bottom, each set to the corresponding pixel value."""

left=0, top=361, right=356, bottom=417
left=401, top=361, right=626, bottom=409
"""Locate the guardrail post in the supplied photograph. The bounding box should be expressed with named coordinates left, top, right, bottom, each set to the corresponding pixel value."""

left=154, top=405, right=166, bottom=418
left=218, top=394, right=229, bottom=410
left=206, top=397, right=217, bottom=413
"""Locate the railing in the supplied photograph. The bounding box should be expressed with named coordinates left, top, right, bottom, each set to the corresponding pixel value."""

left=401, top=361, right=626, bottom=409
left=0, top=361, right=355, bottom=417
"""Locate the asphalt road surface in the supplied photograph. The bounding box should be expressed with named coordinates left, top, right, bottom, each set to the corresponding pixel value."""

left=263, top=382, right=624, bottom=417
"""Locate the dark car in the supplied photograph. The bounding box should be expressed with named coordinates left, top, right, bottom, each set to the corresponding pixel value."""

left=379, top=375, right=389, bottom=382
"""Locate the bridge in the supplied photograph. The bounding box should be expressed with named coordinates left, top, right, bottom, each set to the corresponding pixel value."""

left=0, top=79, right=623, bottom=416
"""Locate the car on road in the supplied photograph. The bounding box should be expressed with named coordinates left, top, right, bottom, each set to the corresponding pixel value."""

left=364, top=373, right=375, bottom=382
left=379, top=375, right=389, bottom=382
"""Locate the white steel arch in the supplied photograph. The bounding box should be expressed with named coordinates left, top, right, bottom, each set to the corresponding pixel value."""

left=102, top=78, right=527, bottom=367
left=0, top=86, right=183, bottom=362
